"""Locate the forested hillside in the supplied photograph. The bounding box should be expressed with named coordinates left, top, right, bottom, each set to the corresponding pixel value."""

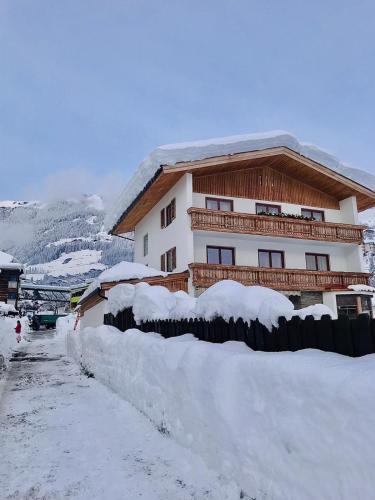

left=0, top=196, right=133, bottom=285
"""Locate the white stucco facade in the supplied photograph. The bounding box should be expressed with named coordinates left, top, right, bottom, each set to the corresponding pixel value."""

left=80, top=300, right=106, bottom=329
left=133, top=183, right=364, bottom=275
left=134, top=174, right=194, bottom=272
left=193, top=232, right=363, bottom=272
left=192, top=193, right=358, bottom=224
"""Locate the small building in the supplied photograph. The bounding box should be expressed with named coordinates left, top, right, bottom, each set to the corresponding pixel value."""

left=106, top=131, right=375, bottom=319
left=77, top=261, right=187, bottom=329
left=0, top=251, right=24, bottom=310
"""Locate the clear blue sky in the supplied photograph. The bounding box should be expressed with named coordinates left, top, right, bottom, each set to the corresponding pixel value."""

left=0, top=0, right=374, bottom=200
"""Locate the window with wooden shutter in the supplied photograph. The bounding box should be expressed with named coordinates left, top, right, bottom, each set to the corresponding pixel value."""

left=162, top=247, right=177, bottom=272
left=171, top=247, right=176, bottom=270
left=165, top=198, right=176, bottom=226
left=171, top=198, right=176, bottom=219
left=160, top=208, right=165, bottom=228
left=160, top=253, right=166, bottom=272
left=143, top=233, right=148, bottom=257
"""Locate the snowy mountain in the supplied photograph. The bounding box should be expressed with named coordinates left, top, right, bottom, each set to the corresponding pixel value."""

left=0, top=196, right=133, bottom=286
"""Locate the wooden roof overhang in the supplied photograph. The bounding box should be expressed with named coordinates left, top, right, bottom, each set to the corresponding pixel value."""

left=111, top=147, right=375, bottom=234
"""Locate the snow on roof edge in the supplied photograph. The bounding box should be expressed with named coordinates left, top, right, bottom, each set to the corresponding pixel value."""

left=78, top=261, right=167, bottom=305
left=105, top=131, right=375, bottom=232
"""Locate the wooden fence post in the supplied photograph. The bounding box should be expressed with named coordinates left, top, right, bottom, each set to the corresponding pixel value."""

left=352, top=314, right=373, bottom=357
left=332, top=315, right=353, bottom=356
left=300, top=315, right=317, bottom=349
left=277, top=316, right=289, bottom=351
left=287, top=316, right=302, bottom=351
left=317, top=314, right=335, bottom=352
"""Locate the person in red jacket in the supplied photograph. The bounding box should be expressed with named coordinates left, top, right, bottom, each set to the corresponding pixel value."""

left=15, top=320, right=21, bottom=343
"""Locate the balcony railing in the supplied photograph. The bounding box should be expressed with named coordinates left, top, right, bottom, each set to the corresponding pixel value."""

left=188, top=208, right=365, bottom=244
left=189, top=263, right=370, bottom=291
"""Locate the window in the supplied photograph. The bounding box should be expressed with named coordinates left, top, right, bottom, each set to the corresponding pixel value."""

left=256, top=203, right=281, bottom=215
left=305, top=253, right=330, bottom=271
left=301, top=208, right=325, bottom=221
left=161, top=247, right=176, bottom=272
left=7, top=292, right=17, bottom=301
left=205, top=197, right=233, bottom=211
left=161, top=199, right=176, bottom=228
left=207, top=246, right=235, bottom=265
left=258, top=250, right=285, bottom=268
left=143, top=233, right=148, bottom=257
left=8, top=279, right=17, bottom=289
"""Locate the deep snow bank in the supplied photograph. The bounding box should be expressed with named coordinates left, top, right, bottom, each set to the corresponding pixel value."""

left=0, top=317, right=25, bottom=366
left=107, top=280, right=333, bottom=330
left=66, top=325, right=375, bottom=500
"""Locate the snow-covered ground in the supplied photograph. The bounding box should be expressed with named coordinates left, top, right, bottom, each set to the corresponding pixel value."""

left=0, top=331, right=239, bottom=499
left=67, top=323, right=375, bottom=500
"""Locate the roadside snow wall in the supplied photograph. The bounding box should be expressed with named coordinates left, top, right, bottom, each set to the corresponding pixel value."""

left=66, top=325, right=375, bottom=500
left=0, top=317, right=26, bottom=368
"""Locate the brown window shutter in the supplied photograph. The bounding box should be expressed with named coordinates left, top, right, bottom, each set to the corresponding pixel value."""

left=172, top=247, right=176, bottom=270
left=171, top=198, right=176, bottom=220
left=160, top=253, right=165, bottom=272
left=160, top=208, right=165, bottom=228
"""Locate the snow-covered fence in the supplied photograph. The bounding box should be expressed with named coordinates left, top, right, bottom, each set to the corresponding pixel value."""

left=104, top=308, right=375, bottom=357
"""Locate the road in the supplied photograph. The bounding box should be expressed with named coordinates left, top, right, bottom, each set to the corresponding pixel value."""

left=0, top=330, right=237, bottom=500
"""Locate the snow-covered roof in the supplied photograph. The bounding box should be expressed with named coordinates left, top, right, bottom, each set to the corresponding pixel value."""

left=0, top=251, right=23, bottom=271
left=78, top=261, right=167, bottom=304
left=106, top=130, right=375, bottom=231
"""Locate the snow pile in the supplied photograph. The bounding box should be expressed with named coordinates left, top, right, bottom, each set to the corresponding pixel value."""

left=106, top=284, right=136, bottom=316
left=290, top=303, right=334, bottom=320
left=132, top=284, right=176, bottom=324
left=170, top=290, right=197, bottom=320
left=80, top=261, right=167, bottom=303
left=348, top=284, right=375, bottom=292
left=106, top=280, right=333, bottom=330
left=69, top=326, right=375, bottom=499
left=0, top=317, right=26, bottom=366
left=56, top=314, right=76, bottom=336
left=195, top=281, right=296, bottom=329
left=106, top=130, right=375, bottom=231
left=0, top=302, right=17, bottom=315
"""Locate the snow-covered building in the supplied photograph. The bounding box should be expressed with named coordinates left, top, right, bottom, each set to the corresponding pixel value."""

left=77, top=261, right=186, bottom=328
left=0, top=251, right=24, bottom=309
left=107, top=131, right=375, bottom=318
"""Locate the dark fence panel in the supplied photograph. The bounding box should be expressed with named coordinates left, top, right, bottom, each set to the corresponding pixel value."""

left=103, top=309, right=375, bottom=357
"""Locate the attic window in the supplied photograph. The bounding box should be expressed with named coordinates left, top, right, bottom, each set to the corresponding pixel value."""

left=161, top=198, right=176, bottom=228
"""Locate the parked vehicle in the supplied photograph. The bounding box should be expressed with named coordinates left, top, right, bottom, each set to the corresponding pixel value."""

left=31, top=312, right=66, bottom=331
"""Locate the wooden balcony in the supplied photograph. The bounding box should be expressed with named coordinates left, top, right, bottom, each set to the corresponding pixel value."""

left=188, top=208, right=365, bottom=244
left=189, top=263, right=370, bottom=292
